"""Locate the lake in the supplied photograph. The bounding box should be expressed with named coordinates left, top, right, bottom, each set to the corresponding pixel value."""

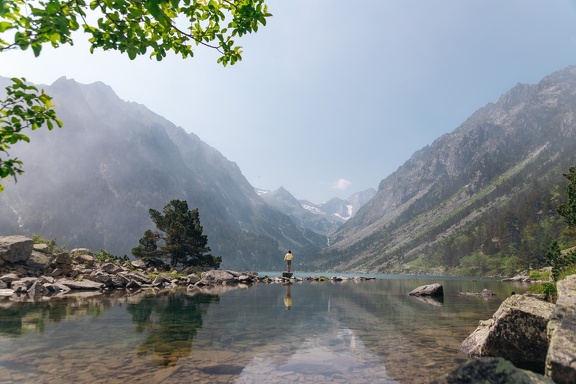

left=0, top=274, right=530, bottom=384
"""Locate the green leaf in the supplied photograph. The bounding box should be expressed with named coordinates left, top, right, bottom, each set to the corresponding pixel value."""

left=0, top=21, right=13, bottom=33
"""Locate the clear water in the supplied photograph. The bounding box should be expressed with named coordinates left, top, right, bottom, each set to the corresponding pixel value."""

left=0, top=275, right=530, bottom=384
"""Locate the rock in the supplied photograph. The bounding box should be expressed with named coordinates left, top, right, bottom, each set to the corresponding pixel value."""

left=187, top=273, right=201, bottom=285
left=461, top=294, right=555, bottom=373
left=126, top=280, right=142, bottom=290
left=131, top=260, right=146, bottom=269
left=409, top=283, right=444, bottom=297
left=58, top=279, right=103, bottom=290
left=26, top=251, right=53, bottom=270
left=0, top=289, right=14, bottom=296
left=0, top=235, right=33, bottom=263
left=28, top=281, right=48, bottom=296
left=76, top=254, right=95, bottom=266
left=52, top=252, right=72, bottom=266
left=0, top=273, right=21, bottom=283
left=430, top=357, right=554, bottom=384
left=33, top=243, right=50, bottom=253
left=199, top=270, right=235, bottom=285
left=70, top=248, right=93, bottom=258
left=459, top=289, right=497, bottom=297
left=545, top=274, right=576, bottom=384
left=101, top=263, right=123, bottom=274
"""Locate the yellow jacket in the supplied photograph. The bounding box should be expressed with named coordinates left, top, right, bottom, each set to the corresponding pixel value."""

left=284, top=252, right=293, bottom=261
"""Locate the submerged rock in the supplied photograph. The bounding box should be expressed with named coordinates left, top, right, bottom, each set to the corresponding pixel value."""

left=430, top=357, right=554, bottom=384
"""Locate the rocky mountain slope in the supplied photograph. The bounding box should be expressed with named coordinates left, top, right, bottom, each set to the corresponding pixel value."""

left=0, top=77, right=324, bottom=270
left=257, top=187, right=376, bottom=236
left=319, top=66, right=576, bottom=273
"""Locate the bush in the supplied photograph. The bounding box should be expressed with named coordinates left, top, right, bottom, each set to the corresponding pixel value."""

left=529, top=282, right=558, bottom=302
left=529, top=269, right=550, bottom=280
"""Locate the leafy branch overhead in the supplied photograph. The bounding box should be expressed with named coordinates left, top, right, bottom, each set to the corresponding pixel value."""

left=0, top=0, right=271, bottom=190
left=0, top=0, right=271, bottom=64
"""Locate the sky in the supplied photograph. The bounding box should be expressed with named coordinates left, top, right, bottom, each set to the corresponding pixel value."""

left=2, top=1, right=576, bottom=204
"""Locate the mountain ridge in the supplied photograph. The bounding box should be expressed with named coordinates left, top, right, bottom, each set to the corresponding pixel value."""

left=319, top=65, right=576, bottom=273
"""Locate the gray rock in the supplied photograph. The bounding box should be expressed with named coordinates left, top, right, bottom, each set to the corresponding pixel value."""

left=52, top=252, right=72, bottom=266
left=33, top=243, right=50, bottom=253
left=545, top=275, right=576, bottom=384
left=131, top=260, right=146, bottom=269
left=187, top=273, right=201, bottom=284
left=0, top=273, right=20, bottom=283
left=0, top=235, right=33, bottom=263
left=409, top=283, right=444, bottom=297
left=0, top=289, right=14, bottom=296
left=430, top=357, right=554, bottom=384
left=58, top=279, right=103, bottom=290
left=199, top=270, right=235, bottom=284
left=28, top=281, right=48, bottom=296
left=76, top=254, right=95, bottom=266
left=26, top=251, right=53, bottom=270
left=461, top=294, right=555, bottom=373
left=70, top=248, right=93, bottom=258
left=101, top=263, right=123, bottom=274
left=126, top=280, right=142, bottom=290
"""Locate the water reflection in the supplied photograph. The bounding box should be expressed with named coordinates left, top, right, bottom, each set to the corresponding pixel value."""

left=283, top=283, right=293, bottom=310
left=0, top=277, right=530, bottom=383
left=126, top=290, right=219, bottom=366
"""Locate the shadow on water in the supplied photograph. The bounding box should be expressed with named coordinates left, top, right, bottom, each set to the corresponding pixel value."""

left=0, top=276, right=530, bottom=383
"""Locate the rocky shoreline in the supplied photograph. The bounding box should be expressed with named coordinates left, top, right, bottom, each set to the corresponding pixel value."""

left=2, top=235, right=575, bottom=383
left=0, top=236, right=374, bottom=299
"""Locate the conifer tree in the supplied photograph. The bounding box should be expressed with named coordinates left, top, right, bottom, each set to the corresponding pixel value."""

left=132, top=200, right=221, bottom=270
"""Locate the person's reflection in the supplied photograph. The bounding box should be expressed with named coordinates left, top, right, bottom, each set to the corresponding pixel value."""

left=283, top=283, right=293, bottom=310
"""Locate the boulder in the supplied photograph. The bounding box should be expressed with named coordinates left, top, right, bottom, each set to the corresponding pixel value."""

left=28, top=281, right=49, bottom=296
left=545, top=275, right=576, bottom=384
left=409, top=283, right=444, bottom=297
left=52, top=252, right=72, bottom=266
left=430, top=357, right=554, bottom=384
left=26, top=251, right=53, bottom=270
left=101, top=263, right=123, bottom=274
left=0, top=235, right=33, bottom=263
left=33, top=243, right=50, bottom=253
left=70, top=248, right=93, bottom=258
left=199, top=270, right=235, bottom=285
left=76, top=254, right=95, bottom=266
left=461, top=294, right=555, bottom=373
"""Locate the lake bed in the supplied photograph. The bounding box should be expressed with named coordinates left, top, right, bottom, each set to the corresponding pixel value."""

left=0, top=275, right=530, bottom=383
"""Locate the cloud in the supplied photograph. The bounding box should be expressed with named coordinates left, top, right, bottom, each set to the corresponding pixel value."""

left=332, top=179, right=351, bottom=191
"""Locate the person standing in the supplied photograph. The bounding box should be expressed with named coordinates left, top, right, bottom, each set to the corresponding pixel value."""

left=284, top=250, right=293, bottom=272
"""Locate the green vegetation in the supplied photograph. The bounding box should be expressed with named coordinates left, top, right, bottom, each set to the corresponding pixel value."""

left=528, top=269, right=550, bottom=281
left=132, top=199, right=221, bottom=270
left=528, top=282, right=557, bottom=302
left=93, top=249, right=129, bottom=265
left=0, top=0, right=271, bottom=191
left=32, top=234, right=67, bottom=253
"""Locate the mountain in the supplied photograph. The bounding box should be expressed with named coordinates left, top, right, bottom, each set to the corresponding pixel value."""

left=257, top=187, right=376, bottom=236
left=0, top=77, right=324, bottom=270
left=318, top=66, right=576, bottom=274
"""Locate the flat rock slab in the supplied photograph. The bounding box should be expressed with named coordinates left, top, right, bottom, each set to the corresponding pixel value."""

left=282, top=272, right=293, bottom=278
left=58, top=279, right=103, bottom=290
left=0, top=289, right=14, bottom=296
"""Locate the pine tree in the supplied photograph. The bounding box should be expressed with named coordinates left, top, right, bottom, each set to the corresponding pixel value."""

left=132, top=200, right=221, bottom=270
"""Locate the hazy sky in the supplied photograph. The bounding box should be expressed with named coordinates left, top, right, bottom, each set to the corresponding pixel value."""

left=3, top=1, right=576, bottom=203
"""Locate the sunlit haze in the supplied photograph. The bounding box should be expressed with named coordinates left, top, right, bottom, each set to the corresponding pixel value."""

left=2, top=1, right=576, bottom=203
